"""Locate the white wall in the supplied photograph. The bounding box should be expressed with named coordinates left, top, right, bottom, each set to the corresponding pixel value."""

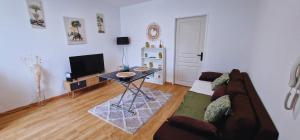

left=248, top=0, right=300, bottom=140
left=120, top=0, right=259, bottom=82
left=0, top=0, right=123, bottom=113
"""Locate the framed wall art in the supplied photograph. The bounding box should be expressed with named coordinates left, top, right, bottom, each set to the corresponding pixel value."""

left=63, top=17, right=87, bottom=45
left=147, top=23, right=160, bottom=41
left=26, top=0, right=46, bottom=29
left=96, top=13, right=105, bottom=33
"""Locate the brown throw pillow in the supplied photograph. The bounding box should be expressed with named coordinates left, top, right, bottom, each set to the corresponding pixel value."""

left=211, top=85, right=227, bottom=101
left=169, top=116, right=218, bottom=138
left=199, top=72, right=223, bottom=82
left=222, top=94, right=257, bottom=140
left=227, top=80, right=246, bottom=96
left=229, top=69, right=243, bottom=81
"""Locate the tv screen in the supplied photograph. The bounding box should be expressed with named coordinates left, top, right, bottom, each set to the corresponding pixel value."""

left=69, top=54, right=105, bottom=79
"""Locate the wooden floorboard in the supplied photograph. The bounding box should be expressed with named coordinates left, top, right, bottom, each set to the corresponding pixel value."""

left=0, top=82, right=189, bottom=140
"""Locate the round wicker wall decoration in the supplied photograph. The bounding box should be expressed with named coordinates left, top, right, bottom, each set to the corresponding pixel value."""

left=147, top=23, right=160, bottom=41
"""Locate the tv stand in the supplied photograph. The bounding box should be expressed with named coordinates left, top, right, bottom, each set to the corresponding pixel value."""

left=64, top=74, right=107, bottom=98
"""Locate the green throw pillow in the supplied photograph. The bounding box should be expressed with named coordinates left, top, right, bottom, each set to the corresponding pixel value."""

left=204, top=95, right=231, bottom=123
left=211, top=73, right=229, bottom=90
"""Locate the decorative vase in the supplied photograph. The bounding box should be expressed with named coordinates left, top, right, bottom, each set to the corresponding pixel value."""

left=145, top=42, right=150, bottom=48
left=158, top=52, right=163, bottom=59
left=123, top=65, right=130, bottom=72
left=159, top=41, right=163, bottom=48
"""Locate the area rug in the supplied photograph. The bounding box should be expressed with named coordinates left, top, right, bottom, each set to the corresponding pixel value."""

left=88, top=88, right=172, bottom=134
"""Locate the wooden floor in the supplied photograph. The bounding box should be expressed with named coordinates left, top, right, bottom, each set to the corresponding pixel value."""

left=0, top=81, right=189, bottom=140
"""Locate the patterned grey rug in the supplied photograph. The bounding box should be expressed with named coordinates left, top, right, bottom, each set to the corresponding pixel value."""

left=88, top=88, right=172, bottom=134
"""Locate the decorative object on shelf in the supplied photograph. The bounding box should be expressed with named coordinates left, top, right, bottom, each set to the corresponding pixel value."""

left=147, top=23, right=160, bottom=41
left=159, top=41, right=164, bottom=48
left=144, top=53, right=148, bottom=58
left=63, top=17, right=87, bottom=45
left=26, top=0, right=46, bottom=29
left=158, top=52, right=163, bottom=59
left=96, top=13, right=105, bottom=33
left=33, top=56, right=45, bottom=105
left=145, top=42, right=150, bottom=48
left=151, top=45, right=155, bottom=48
left=149, top=62, right=154, bottom=68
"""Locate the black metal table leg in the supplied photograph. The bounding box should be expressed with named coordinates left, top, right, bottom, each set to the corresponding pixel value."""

left=127, top=78, right=146, bottom=112
left=131, top=82, right=155, bottom=101
left=111, top=82, right=130, bottom=109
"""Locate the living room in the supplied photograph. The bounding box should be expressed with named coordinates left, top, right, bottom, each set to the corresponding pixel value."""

left=0, top=0, right=299, bottom=140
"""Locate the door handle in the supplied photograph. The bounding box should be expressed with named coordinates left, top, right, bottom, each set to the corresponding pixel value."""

left=197, top=52, right=203, bottom=61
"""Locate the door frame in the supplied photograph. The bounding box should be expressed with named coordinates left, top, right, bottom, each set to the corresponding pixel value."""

left=173, top=14, right=209, bottom=85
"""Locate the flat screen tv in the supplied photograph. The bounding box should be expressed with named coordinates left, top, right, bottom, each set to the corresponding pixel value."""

left=69, top=54, right=105, bottom=79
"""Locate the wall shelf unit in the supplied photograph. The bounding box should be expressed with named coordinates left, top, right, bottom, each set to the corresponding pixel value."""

left=141, top=47, right=166, bottom=85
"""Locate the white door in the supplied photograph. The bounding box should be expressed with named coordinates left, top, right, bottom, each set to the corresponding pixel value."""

left=175, top=16, right=207, bottom=86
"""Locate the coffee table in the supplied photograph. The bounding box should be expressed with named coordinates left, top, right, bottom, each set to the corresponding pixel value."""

left=100, top=67, right=161, bottom=114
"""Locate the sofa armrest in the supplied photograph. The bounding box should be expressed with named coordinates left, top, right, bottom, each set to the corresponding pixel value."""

left=169, top=116, right=218, bottom=138
left=199, top=72, right=223, bottom=82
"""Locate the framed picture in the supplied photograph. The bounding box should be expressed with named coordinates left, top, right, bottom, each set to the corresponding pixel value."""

left=26, top=0, right=46, bottom=29
left=96, top=13, right=105, bottom=33
left=63, top=17, right=87, bottom=45
left=147, top=23, right=160, bottom=41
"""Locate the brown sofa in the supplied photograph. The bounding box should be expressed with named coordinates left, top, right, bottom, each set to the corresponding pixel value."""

left=154, top=70, right=279, bottom=140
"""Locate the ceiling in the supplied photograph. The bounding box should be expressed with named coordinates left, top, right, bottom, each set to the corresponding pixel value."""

left=100, top=0, right=152, bottom=7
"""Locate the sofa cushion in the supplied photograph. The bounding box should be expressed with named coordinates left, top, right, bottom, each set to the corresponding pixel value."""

left=222, top=94, right=257, bottom=140
left=211, top=73, right=229, bottom=90
left=190, top=80, right=214, bottom=96
left=227, top=80, right=247, bottom=96
left=175, top=91, right=211, bottom=120
left=204, top=95, right=231, bottom=123
left=229, top=69, right=243, bottom=81
left=211, top=85, right=227, bottom=101
left=199, top=72, right=223, bottom=82
left=169, top=116, right=218, bottom=138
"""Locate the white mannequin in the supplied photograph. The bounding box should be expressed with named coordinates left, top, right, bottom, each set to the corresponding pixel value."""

left=34, top=56, right=45, bottom=105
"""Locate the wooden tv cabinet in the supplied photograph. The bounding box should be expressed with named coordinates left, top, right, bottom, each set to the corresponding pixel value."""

left=64, top=74, right=107, bottom=98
